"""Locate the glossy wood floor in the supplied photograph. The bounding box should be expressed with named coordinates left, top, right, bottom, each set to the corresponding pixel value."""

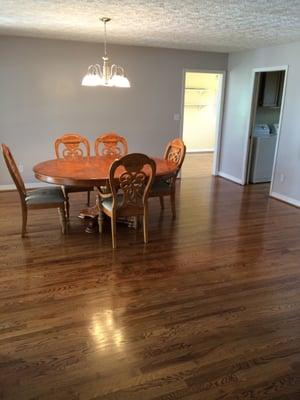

left=0, top=155, right=300, bottom=399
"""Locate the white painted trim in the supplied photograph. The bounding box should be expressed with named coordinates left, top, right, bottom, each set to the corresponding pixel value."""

left=187, top=148, right=214, bottom=153
left=242, top=71, right=261, bottom=185
left=180, top=69, right=226, bottom=177
left=0, top=182, right=50, bottom=191
left=179, top=70, right=186, bottom=151
left=270, top=191, right=300, bottom=208
left=213, top=71, right=226, bottom=176
left=251, top=66, right=289, bottom=73
left=242, top=65, right=289, bottom=186
left=182, top=69, right=228, bottom=74
left=269, top=68, right=289, bottom=196
left=218, top=171, right=243, bottom=185
left=241, top=69, right=261, bottom=184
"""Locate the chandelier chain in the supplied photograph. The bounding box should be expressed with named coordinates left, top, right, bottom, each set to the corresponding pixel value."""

left=103, top=19, right=107, bottom=57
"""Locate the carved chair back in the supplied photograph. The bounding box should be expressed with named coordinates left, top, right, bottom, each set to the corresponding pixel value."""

left=55, top=133, right=90, bottom=160
left=164, top=138, right=186, bottom=178
left=95, top=133, right=128, bottom=158
left=109, top=153, right=156, bottom=213
left=1, top=143, right=26, bottom=202
left=164, top=138, right=186, bottom=169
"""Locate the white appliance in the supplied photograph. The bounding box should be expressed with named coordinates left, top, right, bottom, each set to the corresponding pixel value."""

left=249, top=134, right=277, bottom=183
left=254, top=124, right=270, bottom=136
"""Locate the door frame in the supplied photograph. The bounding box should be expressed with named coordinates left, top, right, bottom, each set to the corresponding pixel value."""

left=180, top=69, right=226, bottom=176
left=241, top=65, right=289, bottom=193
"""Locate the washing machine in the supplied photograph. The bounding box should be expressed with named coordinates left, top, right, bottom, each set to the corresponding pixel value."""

left=249, top=133, right=277, bottom=183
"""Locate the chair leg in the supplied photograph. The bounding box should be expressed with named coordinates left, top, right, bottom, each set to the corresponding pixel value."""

left=98, top=210, right=104, bottom=233
left=65, top=196, right=70, bottom=220
left=96, top=194, right=104, bottom=234
left=87, top=190, right=91, bottom=206
left=170, top=190, right=176, bottom=219
left=58, top=206, right=67, bottom=234
left=133, top=216, right=139, bottom=230
left=21, top=206, right=27, bottom=237
left=111, top=215, right=117, bottom=249
left=143, top=209, right=149, bottom=244
left=61, top=186, right=69, bottom=220
left=159, top=196, right=164, bottom=209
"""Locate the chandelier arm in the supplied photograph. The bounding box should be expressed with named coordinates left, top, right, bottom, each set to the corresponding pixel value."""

left=94, top=63, right=103, bottom=77
left=110, top=64, right=116, bottom=76
left=87, top=64, right=102, bottom=77
left=111, top=64, right=125, bottom=76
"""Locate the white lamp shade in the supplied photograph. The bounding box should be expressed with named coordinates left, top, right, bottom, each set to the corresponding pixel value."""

left=110, top=74, right=131, bottom=88
left=81, top=73, right=103, bottom=86
left=101, top=79, right=114, bottom=87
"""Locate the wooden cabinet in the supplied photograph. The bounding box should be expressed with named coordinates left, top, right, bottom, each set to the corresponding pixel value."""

left=258, top=71, right=284, bottom=107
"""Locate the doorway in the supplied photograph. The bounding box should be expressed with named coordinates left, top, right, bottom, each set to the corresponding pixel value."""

left=181, top=71, right=225, bottom=178
left=243, top=67, right=288, bottom=191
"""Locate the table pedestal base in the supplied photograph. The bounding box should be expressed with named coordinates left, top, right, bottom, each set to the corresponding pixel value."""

left=85, top=218, right=99, bottom=234
left=78, top=205, right=99, bottom=234
left=78, top=206, right=137, bottom=233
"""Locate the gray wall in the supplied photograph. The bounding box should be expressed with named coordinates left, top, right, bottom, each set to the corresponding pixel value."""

left=220, top=41, right=300, bottom=205
left=0, top=36, right=227, bottom=186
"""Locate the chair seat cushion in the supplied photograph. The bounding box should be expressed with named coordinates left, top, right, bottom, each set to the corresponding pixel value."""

left=25, top=187, right=65, bottom=205
left=151, top=179, right=171, bottom=193
left=101, top=194, right=124, bottom=212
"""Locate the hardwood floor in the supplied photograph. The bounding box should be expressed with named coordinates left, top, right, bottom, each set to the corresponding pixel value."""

left=0, top=170, right=300, bottom=399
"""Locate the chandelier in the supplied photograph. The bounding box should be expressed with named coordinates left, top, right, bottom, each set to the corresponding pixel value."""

left=82, top=18, right=130, bottom=88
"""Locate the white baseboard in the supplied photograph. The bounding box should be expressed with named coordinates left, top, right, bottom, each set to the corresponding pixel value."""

left=270, top=191, right=300, bottom=208
left=0, top=182, right=50, bottom=191
left=218, top=171, right=243, bottom=185
left=187, top=148, right=214, bottom=153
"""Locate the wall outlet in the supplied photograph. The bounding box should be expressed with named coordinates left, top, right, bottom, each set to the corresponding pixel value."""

left=173, top=113, right=180, bottom=121
left=280, top=173, right=285, bottom=183
left=18, top=164, right=24, bottom=173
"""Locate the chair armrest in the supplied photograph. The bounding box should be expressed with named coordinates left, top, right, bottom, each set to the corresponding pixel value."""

left=95, top=186, right=113, bottom=199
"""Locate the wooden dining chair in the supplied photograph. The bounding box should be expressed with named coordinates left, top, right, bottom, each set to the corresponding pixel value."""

left=55, top=133, right=92, bottom=219
left=97, top=153, right=156, bottom=249
left=94, top=133, right=128, bottom=158
left=1, top=144, right=66, bottom=237
left=149, top=138, right=186, bottom=218
left=94, top=133, right=129, bottom=195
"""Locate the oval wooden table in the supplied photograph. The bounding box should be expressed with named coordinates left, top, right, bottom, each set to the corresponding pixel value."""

left=33, top=156, right=177, bottom=233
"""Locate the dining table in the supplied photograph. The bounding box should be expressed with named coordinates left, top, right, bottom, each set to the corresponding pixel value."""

left=33, top=155, right=178, bottom=233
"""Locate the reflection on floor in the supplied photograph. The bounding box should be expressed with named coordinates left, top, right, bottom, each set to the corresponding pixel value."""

left=181, top=152, right=213, bottom=178
left=0, top=170, right=300, bottom=399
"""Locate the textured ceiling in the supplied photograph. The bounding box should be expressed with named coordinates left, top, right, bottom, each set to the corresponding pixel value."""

left=1, top=0, right=300, bottom=52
